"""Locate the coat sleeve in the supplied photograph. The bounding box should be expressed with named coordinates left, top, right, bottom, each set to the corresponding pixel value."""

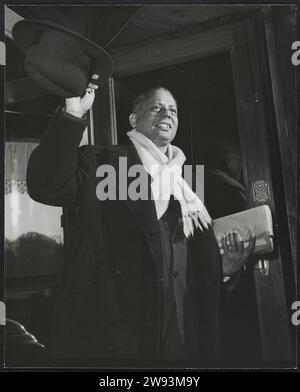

left=27, top=108, right=95, bottom=207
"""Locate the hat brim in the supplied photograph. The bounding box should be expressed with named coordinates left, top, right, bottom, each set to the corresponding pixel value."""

left=12, top=19, right=114, bottom=87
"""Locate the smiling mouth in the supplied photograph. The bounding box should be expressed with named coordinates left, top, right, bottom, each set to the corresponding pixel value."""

left=157, top=123, right=171, bottom=130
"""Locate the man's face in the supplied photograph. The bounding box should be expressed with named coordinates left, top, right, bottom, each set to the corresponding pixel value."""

left=130, top=89, right=178, bottom=148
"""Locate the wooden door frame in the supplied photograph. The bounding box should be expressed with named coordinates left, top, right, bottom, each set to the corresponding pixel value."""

left=231, top=14, right=295, bottom=363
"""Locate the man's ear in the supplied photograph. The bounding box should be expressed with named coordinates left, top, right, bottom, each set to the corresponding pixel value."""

left=129, top=113, right=137, bottom=128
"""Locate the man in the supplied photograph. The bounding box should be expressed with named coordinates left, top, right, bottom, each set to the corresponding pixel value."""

left=27, top=76, right=255, bottom=366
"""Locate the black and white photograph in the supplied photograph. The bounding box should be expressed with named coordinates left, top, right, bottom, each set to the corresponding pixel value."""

left=2, top=2, right=298, bottom=371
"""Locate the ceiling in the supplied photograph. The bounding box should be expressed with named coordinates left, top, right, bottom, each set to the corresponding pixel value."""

left=8, top=5, right=253, bottom=46
left=106, top=5, right=250, bottom=47
left=5, top=4, right=257, bottom=116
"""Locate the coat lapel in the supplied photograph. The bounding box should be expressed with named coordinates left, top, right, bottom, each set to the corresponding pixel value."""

left=107, top=143, right=162, bottom=271
left=125, top=143, right=160, bottom=234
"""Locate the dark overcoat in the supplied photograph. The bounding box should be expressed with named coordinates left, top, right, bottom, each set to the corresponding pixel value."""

left=27, top=109, right=222, bottom=366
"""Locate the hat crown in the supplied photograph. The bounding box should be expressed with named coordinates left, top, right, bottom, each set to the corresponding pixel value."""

left=26, top=29, right=92, bottom=74
left=24, top=29, right=93, bottom=97
left=12, top=19, right=114, bottom=97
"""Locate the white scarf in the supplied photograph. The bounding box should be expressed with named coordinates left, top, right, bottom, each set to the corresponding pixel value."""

left=127, top=129, right=211, bottom=238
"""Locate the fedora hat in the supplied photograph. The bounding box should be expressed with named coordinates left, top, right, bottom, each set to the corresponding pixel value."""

left=12, top=19, right=114, bottom=98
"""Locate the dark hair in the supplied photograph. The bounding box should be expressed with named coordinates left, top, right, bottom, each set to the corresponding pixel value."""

left=131, top=87, right=177, bottom=112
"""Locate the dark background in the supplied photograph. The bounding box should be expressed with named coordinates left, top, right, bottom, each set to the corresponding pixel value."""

left=116, top=52, right=239, bottom=168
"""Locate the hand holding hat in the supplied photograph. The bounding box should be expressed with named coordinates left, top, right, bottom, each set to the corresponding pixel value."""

left=65, top=73, right=99, bottom=118
left=12, top=20, right=114, bottom=99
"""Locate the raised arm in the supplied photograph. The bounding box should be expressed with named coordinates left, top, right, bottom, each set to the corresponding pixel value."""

left=27, top=75, right=99, bottom=207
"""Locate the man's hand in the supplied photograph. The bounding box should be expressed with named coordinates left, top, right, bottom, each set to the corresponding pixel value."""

left=65, top=74, right=99, bottom=118
left=221, top=231, right=256, bottom=276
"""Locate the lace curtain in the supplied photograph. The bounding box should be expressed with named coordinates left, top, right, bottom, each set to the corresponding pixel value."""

left=5, top=142, right=38, bottom=194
